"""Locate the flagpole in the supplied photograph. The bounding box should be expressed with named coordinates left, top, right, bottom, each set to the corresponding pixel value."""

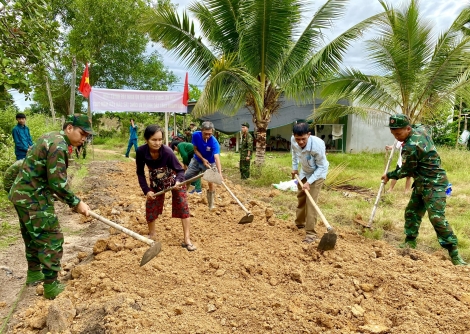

left=165, top=112, right=169, bottom=146
left=69, top=56, right=77, bottom=115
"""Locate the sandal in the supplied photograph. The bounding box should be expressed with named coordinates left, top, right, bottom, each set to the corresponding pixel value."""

left=181, top=242, right=197, bottom=251
left=302, top=235, right=316, bottom=244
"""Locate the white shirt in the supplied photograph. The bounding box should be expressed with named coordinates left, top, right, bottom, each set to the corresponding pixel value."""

left=291, top=135, right=329, bottom=184
left=395, top=141, right=403, bottom=167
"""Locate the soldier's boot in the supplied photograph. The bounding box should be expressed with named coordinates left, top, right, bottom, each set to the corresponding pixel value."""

left=43, top=281, right=66, bottom=300
left=449, top=250, right=468, bottom=266
left=25, top=270, right=45, bottom=286
left=399, top=238, right=417, bottom=249
left=207, top=191, right=215, bottom=210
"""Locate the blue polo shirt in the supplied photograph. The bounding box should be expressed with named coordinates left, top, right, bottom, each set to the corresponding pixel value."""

left=192, top=131, right=220, bottom=164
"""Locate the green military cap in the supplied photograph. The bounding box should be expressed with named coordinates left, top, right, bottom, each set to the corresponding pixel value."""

left=241, top=122, right=249, bottom=128
left=66, top=114, right=95, bottom=134
left=387, top=114, right=410, bottom=128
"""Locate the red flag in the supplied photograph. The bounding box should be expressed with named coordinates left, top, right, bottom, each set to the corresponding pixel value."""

left=79, top=63, right=92, bottom=98
left=182, top=72, right=189, bottom=106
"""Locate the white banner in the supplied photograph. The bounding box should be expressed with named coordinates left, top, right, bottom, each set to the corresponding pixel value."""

left=90, top=88, right=187, bottom=113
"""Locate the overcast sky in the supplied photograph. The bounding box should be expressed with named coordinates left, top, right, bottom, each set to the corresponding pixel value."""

left=12, top=0, right=469, bottom=110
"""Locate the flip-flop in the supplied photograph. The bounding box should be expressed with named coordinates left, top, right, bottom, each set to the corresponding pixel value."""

left=302, top=235, right=316, bottom=244
left=181, top=242, right=197, bottom=251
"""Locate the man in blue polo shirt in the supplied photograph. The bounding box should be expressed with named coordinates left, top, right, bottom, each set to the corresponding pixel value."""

left=12, top=113, right=33, bottom=160
left=184, top=121, right=223, bottom=210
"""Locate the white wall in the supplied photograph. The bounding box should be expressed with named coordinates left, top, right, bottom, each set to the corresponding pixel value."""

left=346, top=114, right=395, bottom=153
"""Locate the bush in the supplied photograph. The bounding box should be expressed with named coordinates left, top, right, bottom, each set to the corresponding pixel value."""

left=0, top=108, right=59, bottom=173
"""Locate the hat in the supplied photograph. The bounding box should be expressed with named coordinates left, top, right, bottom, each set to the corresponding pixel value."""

left=66, top=114, right=95, bottom=134
left=16, top=113, right=26, bottom=119
left=190, top=122, right=195, bottom=126
left=241, top=122, right=249, bottom=128
left=387, top=114, right=410, bottom=129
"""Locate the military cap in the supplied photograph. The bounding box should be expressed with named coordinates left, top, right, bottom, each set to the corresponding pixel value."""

left=16, top=113, right=26, bottom=119
left=387, top=114, right=410, bottom=129
left=66, top=114, right=95, bottom=134
left=241, top=122, right=250, bottom=128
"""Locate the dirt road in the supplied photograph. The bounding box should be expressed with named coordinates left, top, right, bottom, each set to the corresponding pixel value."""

left=1, top=159, right=470, bottom=334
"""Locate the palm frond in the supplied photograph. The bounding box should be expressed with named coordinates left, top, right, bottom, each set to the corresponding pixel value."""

left=188, top=0, right=240, bottom=54
left=324, top=162, right=358, bottom=191
left=238, top=0, right=302, bottom=80
left=192, top=54, right=262, bottom=117
left=281, top=11, right=386, bottom=103
left=139, top=6, right=216, bottom=79
left=318, top=69, right=400, bottom=114
left=279, top=0, right=349, bottom=83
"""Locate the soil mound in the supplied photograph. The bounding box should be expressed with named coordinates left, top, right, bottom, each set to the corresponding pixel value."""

left=4, top=161, right=470, bottom=334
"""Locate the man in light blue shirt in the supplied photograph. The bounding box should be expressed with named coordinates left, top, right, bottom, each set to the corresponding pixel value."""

left=291, top=122, right=329, bottom=243
left=12, top=113, right=33, bottom=160
left=125, top=119, right=138, bottom=158
left=184, top=121, right=223, bottom=210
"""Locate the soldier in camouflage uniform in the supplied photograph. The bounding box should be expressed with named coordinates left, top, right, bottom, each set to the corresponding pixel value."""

left=382, top=114, right=466, bottom=265
left=8, top=114, right=94, bottom=298
left=3, top=159, right=24, bottom=193
left=240, top=122, right=253, bottom=179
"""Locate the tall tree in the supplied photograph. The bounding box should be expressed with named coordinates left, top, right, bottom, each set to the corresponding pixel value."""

left=141, top=0, right=383, bottom=165
left=65, top=0, right=177, bottom=90
left=30, top=0, right=177, bottom=115
left=0, top=0, right=60, bottom=95
left=316, top=0, right=470, bottom=124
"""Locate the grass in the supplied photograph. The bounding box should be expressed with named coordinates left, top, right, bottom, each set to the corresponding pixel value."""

left=219, top=147, right=470, bottom=260
left=1, top=143, right=469, bottom=260
left=0, top=221, right=19, bottom=249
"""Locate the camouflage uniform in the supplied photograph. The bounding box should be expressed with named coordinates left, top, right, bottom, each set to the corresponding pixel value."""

left=240, top=131, right=253, bottom=179
left=9, top=131, right=81, bottom=284
left=3, top=159, right=23, bottom=193
left=387, top=126, right=458, bottom=252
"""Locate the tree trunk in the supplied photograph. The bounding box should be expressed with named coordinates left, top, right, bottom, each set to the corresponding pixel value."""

left=254, top=117, right=271, bottom=166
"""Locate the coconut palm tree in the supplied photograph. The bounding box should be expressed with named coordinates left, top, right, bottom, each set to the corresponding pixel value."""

left=315, top=0, right=470, bottom=124
left=140, top=0, right=383, bottom=164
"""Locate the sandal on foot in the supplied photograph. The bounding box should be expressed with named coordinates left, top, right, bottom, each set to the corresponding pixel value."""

left=302, top=235, right=316, bottom=244
left=181, top=242, right=197, bottom=251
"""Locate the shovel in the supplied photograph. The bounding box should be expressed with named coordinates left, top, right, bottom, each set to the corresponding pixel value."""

left=202, top=167, right=254, bottom=224
left=294, top=175, right=337, bottom=250
left=89, top=211, right=161, bottom=266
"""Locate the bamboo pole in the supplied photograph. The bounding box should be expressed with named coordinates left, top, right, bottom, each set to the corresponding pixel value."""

left=45, top=76, right=56, bottom=125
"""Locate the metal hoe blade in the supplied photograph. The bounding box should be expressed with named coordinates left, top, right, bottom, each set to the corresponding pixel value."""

left=140, top=241, right=162, bottom=266
left=202, top=167, right=223, bottom=185
left=239, top=213, right=254, bottom=224
left=317, top=230, right=337, bottom=251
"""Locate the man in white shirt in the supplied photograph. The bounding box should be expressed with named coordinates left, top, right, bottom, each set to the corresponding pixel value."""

left=291, top=122, right=329, bottom=243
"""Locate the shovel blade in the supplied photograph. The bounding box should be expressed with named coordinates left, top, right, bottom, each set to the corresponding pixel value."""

left=203, top=168, right=223, bottom=185
left=239, top=213, right=254, bottom=224
left=317, top=232, right=337, bottom=251
left=140, top=241, right=162, bottom=266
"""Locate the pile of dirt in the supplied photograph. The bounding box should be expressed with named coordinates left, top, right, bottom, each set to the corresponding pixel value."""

left=3, top=160, right=470, bottom=334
